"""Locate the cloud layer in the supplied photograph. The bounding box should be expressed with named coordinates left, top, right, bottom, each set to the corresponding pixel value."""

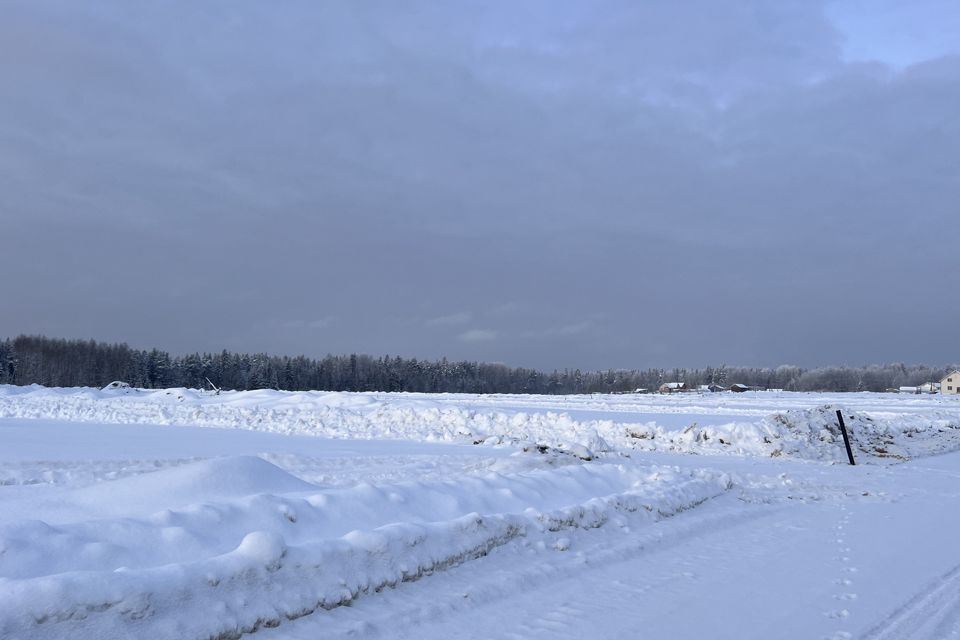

left=2, top=1, right=958, bottom=369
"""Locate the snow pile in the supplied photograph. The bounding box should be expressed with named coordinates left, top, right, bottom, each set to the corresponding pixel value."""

left=764, top=405, right=960, bottom=461
left=0, top=457, right=731, bottom=639
left=101, top=381, right=133, bottom=392
left=1, top=385, right=958, bottom=462
left=623, top=405, right=960, bottom=462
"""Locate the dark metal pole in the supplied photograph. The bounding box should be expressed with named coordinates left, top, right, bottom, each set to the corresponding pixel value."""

left=836, top=409, right=856, bottom=466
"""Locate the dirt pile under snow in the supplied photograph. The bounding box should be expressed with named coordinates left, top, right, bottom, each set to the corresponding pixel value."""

left=614, top=405, right=960, bottom=463
left=761, top=405, right=960, bottom=462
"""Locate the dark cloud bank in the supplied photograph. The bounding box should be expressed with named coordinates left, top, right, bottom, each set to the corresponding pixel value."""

left=2, top=1, right=958, bottom=370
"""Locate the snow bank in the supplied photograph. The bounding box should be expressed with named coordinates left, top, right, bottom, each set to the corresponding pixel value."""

left=0, top=459, right=719, bottom=579
left=0, top=458, right=731, bottom=639
left=1, top=385, right=957, bottom=462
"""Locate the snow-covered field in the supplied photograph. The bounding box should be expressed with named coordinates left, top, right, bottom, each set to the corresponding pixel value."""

left=2, top=385, right=960, bottom=639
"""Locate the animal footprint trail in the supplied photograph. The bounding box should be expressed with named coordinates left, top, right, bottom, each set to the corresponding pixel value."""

left=824, top=508, right=858, bottom=640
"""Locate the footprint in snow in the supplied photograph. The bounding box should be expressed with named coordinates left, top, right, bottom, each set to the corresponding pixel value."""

left=827, top=509, right=856, bottom=634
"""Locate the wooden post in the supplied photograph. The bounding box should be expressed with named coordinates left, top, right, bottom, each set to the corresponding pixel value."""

left=836, top=409, right=856, bottom=466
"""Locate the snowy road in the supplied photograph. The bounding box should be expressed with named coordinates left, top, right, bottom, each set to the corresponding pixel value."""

left=2, top=387, right=960, bottom=639
left=261, top=453, right=960, bottom=640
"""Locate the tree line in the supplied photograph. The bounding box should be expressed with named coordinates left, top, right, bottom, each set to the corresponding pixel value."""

left=0, top=335, right=954, bottom=394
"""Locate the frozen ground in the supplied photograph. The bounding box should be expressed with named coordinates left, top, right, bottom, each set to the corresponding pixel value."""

left=1, top=385, right=960, bottom=639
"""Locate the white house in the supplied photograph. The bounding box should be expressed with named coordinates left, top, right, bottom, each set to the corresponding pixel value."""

left=942, top=371, right=960, bottom=395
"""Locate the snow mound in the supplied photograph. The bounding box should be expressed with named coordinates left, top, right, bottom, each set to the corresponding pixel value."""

left=618, top=404, right=960, bottom=462
left=0, top=463, right=731, bottom=639
left=68, top=455, right=317, bottom=512
left=764, top=405, right=960, bottom=462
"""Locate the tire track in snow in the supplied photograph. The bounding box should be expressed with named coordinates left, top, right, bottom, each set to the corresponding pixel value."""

left=860, top=563, right=960, bottom=640
left=262, top=497, right=785, bottom=640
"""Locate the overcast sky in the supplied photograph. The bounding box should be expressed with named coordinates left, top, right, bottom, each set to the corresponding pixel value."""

left=2, top=1, right=958, bottom=370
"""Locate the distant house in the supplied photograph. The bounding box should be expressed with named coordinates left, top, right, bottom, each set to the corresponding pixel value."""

left=730, top=383, right=752, bottom=393
left=659, top=382, right=686, bottom=393
left=919, top=382, right=941, bottom=394
left=697, top=384, right=726, bottom=392
left=942, top=371, right=960, bottom=395
left=899, top=386, right=920, bottom=394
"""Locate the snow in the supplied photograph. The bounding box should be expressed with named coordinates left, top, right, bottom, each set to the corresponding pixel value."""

left=1, top=385, right=960, bottom=639
left=2, top=385, right=958, bottom=463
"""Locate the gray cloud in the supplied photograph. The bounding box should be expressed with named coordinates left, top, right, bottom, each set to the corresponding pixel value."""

left=1, top=1, right=958, bottom=369
left=521, top=322, right=594, bottom=339
left=278, top=317, right=336, bottom=331
left=459, top=330, right=498, bottom=343
left=426, top=313, right=472, bottom=327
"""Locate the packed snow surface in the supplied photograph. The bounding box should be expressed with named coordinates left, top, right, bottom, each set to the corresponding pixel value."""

left=1, top=385, right=960, bottom=639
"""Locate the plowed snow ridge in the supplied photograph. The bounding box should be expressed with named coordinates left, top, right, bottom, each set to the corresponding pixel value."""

left=2, top=385, right=959, bottom=461
left=0, top=459, right=730, bottom=640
